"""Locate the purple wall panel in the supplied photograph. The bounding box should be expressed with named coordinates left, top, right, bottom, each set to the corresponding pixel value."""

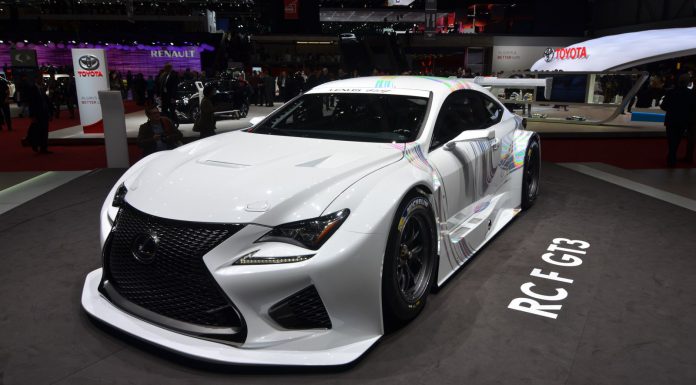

left=1, top=45, right=204, bottom=78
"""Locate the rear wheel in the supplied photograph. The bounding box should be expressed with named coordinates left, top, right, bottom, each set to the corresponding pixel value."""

left=382, top=193, right=437, bottom=329
left=521, top=139, right=540, bottom=210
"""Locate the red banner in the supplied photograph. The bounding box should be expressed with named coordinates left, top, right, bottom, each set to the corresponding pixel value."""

left=284, top=0, right=299, bottom=20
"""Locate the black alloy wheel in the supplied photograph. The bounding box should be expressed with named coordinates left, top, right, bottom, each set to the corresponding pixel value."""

left=521, top=139, right=540, bottom=210
left=382, top=193, right=437, bottom=328
left=239, top=101, right=249, bottom=118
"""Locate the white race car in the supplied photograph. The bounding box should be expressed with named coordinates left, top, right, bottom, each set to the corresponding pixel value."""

left=82, top=76, right=540, bottom=366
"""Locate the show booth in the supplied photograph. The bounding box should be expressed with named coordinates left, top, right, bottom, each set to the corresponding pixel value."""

left=496, top=27, right=696, bottom=126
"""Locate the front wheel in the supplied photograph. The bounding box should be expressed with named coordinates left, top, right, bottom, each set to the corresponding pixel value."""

left=239, top=101, right=249, bottom=118
left=521, top=139, right=540, bottom=210
left=382, top=193, right=437, bottom=329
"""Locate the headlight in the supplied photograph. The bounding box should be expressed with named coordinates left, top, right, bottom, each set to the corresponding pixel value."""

left=256, top=209, right=350, bottom=250
left=112, top=183, right=128, bottom=207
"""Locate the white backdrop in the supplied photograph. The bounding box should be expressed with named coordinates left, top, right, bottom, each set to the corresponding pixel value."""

left=492, top=46, right=551, bottom=74
left=530, top=27, right=696, bottom=71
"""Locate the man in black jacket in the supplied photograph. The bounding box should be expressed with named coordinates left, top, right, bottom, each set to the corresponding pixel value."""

left=158, top=64, right=179, bottom=125
left=137, top=105, right=183, bottom=157
left=660, top=74, right=696, bottom=167
left=263, top=71, right=275, bottom=107
left=27, top=77, right=52, bottom=153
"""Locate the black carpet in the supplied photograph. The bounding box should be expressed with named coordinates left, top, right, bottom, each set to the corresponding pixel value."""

left=1, top=164, right=695, bottom=385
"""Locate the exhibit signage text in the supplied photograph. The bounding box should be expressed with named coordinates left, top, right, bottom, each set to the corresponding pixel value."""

left=544, top=46, right=588, bottom=63
left=77, top=70, right=104, bottom=77
left=507, top=238, right=590, bottom=319
left=72, top=48, right=110, bottom=133
left=150, top=49, right=197, bottom=58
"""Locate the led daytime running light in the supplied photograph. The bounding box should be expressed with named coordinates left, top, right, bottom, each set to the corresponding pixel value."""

left=234, top=250, right=314, bottom=265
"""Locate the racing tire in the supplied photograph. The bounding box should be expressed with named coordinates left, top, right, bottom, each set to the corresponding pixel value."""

left=521, top=139, right=540, bottom=210
left=382, top=193, right=437, bottom=329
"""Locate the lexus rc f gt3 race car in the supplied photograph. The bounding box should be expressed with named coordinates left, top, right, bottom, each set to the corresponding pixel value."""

left=82, top=76, right=541, bottom=366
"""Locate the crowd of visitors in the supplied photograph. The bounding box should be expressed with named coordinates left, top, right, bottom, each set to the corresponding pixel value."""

left=3, top=57, right=696, bottom=167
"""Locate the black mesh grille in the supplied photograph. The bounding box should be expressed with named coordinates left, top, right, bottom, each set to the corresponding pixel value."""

left=103, top=203, right=245, bottom=329
left=269, top=286, right=332, bottom=330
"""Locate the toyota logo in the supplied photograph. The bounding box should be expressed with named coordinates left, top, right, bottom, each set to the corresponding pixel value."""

left=543, top=48, right=555, bottom=63
left=78, top=55, right=100, bottom=71
left=14, top=53, right=33, bottom=64
left=131, top=233, right=159, bottom=264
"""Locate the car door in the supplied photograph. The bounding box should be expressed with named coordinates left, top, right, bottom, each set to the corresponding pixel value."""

left=428, top=90, right=510, bottom=252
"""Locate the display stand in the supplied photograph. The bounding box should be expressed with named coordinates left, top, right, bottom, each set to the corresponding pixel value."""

left=98, top=91, right=130, bottom=168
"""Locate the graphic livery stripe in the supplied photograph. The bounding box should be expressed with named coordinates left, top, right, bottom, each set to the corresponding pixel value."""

left=418, top=76, right=472, bottom=91
left=374, top=76, right=398, bottom=88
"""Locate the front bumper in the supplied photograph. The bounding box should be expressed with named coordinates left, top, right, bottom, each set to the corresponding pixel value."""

left=83, top=269, right=379, bottom=366
left=84, top=216, right=389, bottom=366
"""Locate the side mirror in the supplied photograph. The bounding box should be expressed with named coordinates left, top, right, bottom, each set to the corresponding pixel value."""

left=249, top=116, right=266, bottom=126
left=522, top=117, right=528, bottom=128
left=443, top=129, right=495, bottom=151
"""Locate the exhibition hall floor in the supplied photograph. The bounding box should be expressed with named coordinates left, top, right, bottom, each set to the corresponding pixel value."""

left=1, top=163, right=695, bottom=384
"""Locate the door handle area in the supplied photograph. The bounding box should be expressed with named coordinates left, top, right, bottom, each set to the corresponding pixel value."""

left=490, top=138, right=500, bottom=150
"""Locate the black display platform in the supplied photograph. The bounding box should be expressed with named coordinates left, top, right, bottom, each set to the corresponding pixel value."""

left=1, top=164, right=695, bottom=385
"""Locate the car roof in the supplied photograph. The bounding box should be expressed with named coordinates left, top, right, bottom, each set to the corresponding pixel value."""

left=311, top=76, right=487, bottom=98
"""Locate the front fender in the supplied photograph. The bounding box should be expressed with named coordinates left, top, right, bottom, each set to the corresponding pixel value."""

left=324, top=159, right=438, bottom=235
left=322, top=158, right=438, bottom=332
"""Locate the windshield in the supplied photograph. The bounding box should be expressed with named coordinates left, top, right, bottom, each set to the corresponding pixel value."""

left=251, top=93, right=429, bottom=143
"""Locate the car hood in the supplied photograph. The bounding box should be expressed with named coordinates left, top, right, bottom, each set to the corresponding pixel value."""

left=123, top=131, right=404, bottom=225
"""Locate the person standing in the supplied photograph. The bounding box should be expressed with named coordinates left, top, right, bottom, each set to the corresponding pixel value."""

left=263, top=71, right=275, bottom=107
left=0, top=76, right=12, bottom=131
left=27, top=77, right=52, bottom=153
left=251, top=70, right=263, bottom=106
left=146, top=75, right=155, bottom=102
left=660, top=74, right=696, bottom=167
left=126, top=70, right=133, bottom=99
left=65, top=74, right=77, bottom=119
left=277, top=71, right=287, bottom=103
left=132, top=73, right=147, bottom=106
left=16, top=75, right=31, bottom=118
left=318, top=67, right=329, bottom=86
left=248, top=70, right=258, bottom=106
left=158, top=64, right=179, bottom=125
left=137, top=105, right=183, bottom=157
left=192, top=86, right=217, bottom=139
